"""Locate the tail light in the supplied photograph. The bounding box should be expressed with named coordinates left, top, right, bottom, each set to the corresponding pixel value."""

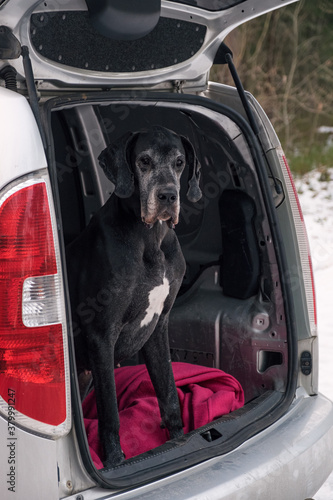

left=0, top=171, right=71, bottom=437
left=277, top=147, right=317, bottom=335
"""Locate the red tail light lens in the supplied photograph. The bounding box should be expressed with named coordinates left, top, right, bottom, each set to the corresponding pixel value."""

left=0, top=173, right=70, bottom=436
left=277, top=148, right=317, bottom=334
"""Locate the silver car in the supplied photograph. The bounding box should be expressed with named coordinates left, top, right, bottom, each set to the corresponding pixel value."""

left=0, top=1, right=332, bottom=499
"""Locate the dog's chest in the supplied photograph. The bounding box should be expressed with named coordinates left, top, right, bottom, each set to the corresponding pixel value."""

left=115, top=267, right=172, bottom=362
left=140, top=273, right=170, bottom=328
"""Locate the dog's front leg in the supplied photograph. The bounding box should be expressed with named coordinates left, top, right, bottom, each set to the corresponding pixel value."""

left=88, top=338, right=124, bottom=468
left=141, top=315, right=184, bottom=440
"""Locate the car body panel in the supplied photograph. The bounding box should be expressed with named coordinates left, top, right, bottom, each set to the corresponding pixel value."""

left=0, top=416, right=59, bottom=499
left=0, top=86, right=46, bottom=189
left=1, top=0, right=299, bottom=89
left=61, top=393, right=333, bottom=500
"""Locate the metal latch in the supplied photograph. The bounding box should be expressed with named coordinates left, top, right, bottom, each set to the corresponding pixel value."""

left=173, top=80, right=185, bottom=93
left=300, top=351, right=312, bottom=376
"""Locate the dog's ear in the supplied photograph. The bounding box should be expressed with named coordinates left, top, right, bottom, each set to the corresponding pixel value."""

left=98, top=131, right=137, bottom=198
left=181, top=136, right=202, bottom=203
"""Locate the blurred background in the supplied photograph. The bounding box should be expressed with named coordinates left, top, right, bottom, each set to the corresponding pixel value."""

left=210, top=0, right=333, bottom=176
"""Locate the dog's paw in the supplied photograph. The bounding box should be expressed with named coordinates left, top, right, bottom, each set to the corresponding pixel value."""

left=169, top=427, right=184, bottom=440
left=103, top=449, right=125, bottom=469
left=160, top=420, right=184, bottom=440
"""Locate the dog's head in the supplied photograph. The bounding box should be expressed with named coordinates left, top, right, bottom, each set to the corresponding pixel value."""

left=98, top=126, right=202, bottom=228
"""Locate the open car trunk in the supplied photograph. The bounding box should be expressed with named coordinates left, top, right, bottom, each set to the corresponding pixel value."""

left=43, top=90, right=296, bottom=487
left=2, top=1, right=330, bottom=498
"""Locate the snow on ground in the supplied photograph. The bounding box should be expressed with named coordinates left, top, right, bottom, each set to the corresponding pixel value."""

left=294, top=167, right=333, bottom=499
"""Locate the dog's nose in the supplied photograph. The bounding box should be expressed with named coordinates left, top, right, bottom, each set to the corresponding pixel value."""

left=157, top=189, right=178, bottom=205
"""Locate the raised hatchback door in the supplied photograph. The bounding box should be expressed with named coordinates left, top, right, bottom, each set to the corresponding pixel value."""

left=1, top=0, right=299, bottom=90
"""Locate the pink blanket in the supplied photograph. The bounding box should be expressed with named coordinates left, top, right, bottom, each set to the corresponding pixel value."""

left=83, top=362, right=244, bottom=468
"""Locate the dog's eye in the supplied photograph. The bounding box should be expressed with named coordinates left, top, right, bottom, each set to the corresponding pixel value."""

left=141, top=157, right=150, bottom=165
left=138, top=156, right=151, bottom=171
left=176, top=158, right=184, bottom=168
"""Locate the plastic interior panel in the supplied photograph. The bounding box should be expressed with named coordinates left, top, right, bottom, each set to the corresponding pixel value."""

left=30, top=12, right=207, bottom=72
left=85, top=0, right=161, bottom=41
left=50, top=99, right=289, bottom=406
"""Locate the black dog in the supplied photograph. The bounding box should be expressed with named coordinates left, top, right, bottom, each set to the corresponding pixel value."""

left=66, top=126, right=202, bottom=467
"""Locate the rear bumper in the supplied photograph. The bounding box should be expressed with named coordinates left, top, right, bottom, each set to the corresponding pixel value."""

left=65, top=392, right=333, bottom=500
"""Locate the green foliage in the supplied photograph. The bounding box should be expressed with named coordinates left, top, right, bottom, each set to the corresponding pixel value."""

left=288, top=145, right=333, bottom=176
left=210, top=0, right=333, bottom=172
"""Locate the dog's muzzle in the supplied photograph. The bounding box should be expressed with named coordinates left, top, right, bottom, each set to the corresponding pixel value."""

left=142, top=187, right=180, bottom=229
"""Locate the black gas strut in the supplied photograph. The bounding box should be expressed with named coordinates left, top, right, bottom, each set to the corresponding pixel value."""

left=0, top=26, right=45, bottom=148
left=214, top=42, right=282, bottom=194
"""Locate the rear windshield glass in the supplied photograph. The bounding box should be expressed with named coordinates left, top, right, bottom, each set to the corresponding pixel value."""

left=169, top=0, right=246, bottom=11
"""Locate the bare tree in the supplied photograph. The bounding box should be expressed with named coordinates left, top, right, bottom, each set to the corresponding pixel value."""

left=210, top=2, right=333, bottom=157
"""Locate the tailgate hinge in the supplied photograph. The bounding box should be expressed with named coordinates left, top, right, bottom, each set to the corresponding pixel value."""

left=173, top=79, right=185, bottom=93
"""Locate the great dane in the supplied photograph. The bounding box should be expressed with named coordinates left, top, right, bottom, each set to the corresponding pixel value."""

left=66, top=126, right=202, bottom=467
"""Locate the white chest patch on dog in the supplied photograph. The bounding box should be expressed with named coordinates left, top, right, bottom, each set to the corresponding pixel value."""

left=140, top=274, right=170, bottom=328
